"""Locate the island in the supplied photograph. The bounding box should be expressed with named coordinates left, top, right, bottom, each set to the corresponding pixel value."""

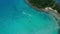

left=26, top=0, right=60, bottom=13
left=26, top=0, right=60, bottom=33
left=26, top=0, right=60, bottom=21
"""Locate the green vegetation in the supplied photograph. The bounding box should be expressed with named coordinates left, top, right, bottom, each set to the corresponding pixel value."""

left=27, top=0, right=60, bottom=14
left=52, top=3, right=60, bottom=13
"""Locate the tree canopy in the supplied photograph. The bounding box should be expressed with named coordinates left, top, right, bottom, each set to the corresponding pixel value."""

left=27, top=0, right=60, bottom=13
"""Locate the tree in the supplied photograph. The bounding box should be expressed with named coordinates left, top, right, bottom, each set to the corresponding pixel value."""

left=27, top=0, right=60, bottom=14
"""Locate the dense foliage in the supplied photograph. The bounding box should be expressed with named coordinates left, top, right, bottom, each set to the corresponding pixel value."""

left=27, top=0, right=60, bottom=13
left=52, top=3, right=60, bottom=13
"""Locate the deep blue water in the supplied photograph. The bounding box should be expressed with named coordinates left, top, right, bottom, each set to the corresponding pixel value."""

left=0, top=0, right=59, bottom=34
left=55, top=0, right=60, bottom=3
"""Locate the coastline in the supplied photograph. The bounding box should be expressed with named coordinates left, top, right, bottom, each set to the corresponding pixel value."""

left=25, top=0, right=45, bottom=12
left=25, top=0, right=60, bottom=22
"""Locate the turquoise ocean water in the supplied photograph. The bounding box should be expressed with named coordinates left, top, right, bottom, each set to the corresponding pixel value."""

left=0, top=0, right=59, bottom=34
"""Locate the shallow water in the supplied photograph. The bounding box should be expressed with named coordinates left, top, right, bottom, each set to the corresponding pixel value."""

left=0, top=0, right=58, bottom=34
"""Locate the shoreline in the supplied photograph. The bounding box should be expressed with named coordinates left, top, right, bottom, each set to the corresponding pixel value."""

left=25, top=0, right=45, bottom=12
left=25, top=0, right=60, bottom=22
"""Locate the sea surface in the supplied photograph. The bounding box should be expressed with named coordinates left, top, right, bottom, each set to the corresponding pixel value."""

left=0, top=0, right=59, bottom=34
